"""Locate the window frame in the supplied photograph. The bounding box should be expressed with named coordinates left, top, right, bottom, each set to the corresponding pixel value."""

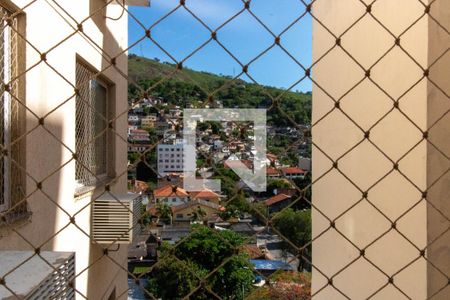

left=0, top=2, right=26, bottom=215
left=1, top=6, right=12, bottom=212
left=74, top=58, right=115, bottom=194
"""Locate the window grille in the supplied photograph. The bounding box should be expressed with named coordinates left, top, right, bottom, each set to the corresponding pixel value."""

left=0, top=4, right=25, bottom=216
left=75, top=61, right=109, bottom=188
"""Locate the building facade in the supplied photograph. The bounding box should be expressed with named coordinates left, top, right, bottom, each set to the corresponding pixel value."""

left=157, top=142, right=185, bottom=176
left=0, top=1, right=148, bottom=299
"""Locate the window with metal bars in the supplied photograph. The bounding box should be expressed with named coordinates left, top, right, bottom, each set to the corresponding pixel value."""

left=0, top=4, right=25, bottom=215
left=75, top=61, right=109, bottom=190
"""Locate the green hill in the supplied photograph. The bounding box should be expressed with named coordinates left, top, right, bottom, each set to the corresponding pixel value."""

left=128, top=55, right=311, bottom=125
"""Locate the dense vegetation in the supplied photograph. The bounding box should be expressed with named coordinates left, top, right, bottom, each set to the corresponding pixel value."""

left=128, top=55, right=311, bottom=126
left=146, top=225, right=254, bottom=299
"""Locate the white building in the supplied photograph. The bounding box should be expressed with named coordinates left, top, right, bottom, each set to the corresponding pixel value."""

left=157, top=142, right=185, bottom=176
left=128, top=114, right=140, bottom=125
left=0, top=1, right=149, bottom=299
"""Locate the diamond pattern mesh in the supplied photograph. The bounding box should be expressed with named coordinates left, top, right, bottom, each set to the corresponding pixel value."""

left=0, top=0, right=448, bottom=299
left=0, top=4, right=26, bottom=218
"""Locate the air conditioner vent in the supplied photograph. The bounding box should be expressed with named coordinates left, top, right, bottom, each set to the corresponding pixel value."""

left=92, top=193, right=142, bottom=244
left=0, top=251, right=75, bottom=300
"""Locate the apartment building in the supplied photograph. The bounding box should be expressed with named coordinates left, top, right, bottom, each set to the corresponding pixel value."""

left=0, top=1, right=148, bottom=299
left=128, top=114, right=140, bottom=125
left=157, top=141, right=184, bottom=176
left=128, top=129, right=150, bottom=143
left=141, top=114, right=157, bottom=129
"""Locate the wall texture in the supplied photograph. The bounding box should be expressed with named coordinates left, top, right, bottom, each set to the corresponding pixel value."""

left=312, top=0, right=449, bottom=299
left=0, top=1, right=130, bottom=299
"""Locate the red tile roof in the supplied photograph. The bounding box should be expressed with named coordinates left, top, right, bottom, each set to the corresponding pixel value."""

left=266, top=167, right=280, bottom=175
left=189, top=189, right=221, bottom=200
left=130, top=129, right=149, bottom=134
left=154, top=185, right=188, bottom=197
left=281, top=167, right=306, bottom=174
left=265, top=194, right=292, bottom=206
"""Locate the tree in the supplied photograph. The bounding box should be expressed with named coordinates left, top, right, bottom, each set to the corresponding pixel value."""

left=272, top=209, right=312, bottom=271
left=219, top=204, right=240, bottom=221
left=209, top=121, right=222, bottom=135
left=191, top=206, right=207, bottom=223
left=293, top=172, right=312, bottom=209
left=251, top=201, right=269, bottom=224
left=197, top=122, right=209, bottom=131
left=272, top=208, right=311, bottom=248
left=155, top=202, right=172, bottom=224
left=146, top=259, right=204, bottom=299
left=209, top=254, right=255, bottom=299
left=146, top=225, right=255, bottom=299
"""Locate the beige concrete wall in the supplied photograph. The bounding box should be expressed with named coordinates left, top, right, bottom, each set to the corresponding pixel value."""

left=427, top=1, right=450, bottom=299
left=312, top=0, right=449, bottom=299
left=0, top=1, right=130, bottom=299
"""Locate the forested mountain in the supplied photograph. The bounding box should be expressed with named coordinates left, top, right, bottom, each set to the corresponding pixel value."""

left=128, top=55, right=311, bottom=126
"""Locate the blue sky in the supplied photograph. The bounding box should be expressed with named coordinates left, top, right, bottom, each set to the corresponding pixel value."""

left=128, top=0, right=312, bottom=92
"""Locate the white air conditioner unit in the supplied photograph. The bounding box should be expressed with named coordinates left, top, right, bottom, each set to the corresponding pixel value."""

left=92, top=193, right=142, bottom=244
left=0, top=251, right=75, bottom=300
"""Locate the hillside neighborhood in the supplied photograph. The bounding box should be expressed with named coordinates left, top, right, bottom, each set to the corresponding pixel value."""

left=126, top=56, right=312, bottom=299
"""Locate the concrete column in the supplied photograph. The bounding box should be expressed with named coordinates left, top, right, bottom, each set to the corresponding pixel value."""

left=312, top=0, right=449, bottom=299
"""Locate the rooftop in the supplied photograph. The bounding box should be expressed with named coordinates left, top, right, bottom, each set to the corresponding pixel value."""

left=171, top=199, right=224, bottom=213
left=265, top=194, right=292, bottom=206
left=189, top=189, right=221, bottom=200
left=154, top=185, right=189, bottom=198
left=281, top=167, right=306, bottom=174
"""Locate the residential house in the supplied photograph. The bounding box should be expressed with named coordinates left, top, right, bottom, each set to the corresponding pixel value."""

left=189, top=189, right=222, bottom=204
left=128, top=114, right=140, bottom=125
left=265, top=194, right=293, bottom=214
left=141, top=114, right=157, bottom=129
left=171, top=200, right=224, bottom=225
left=129, top=129, right=151, bottom=143
left=281, top=167, right=307, bottom=179
left=267, top=167, right=281, bottom=179
left=156, top=120, right=173, bottom=135
left=153, top=185, right=189, bottom=206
